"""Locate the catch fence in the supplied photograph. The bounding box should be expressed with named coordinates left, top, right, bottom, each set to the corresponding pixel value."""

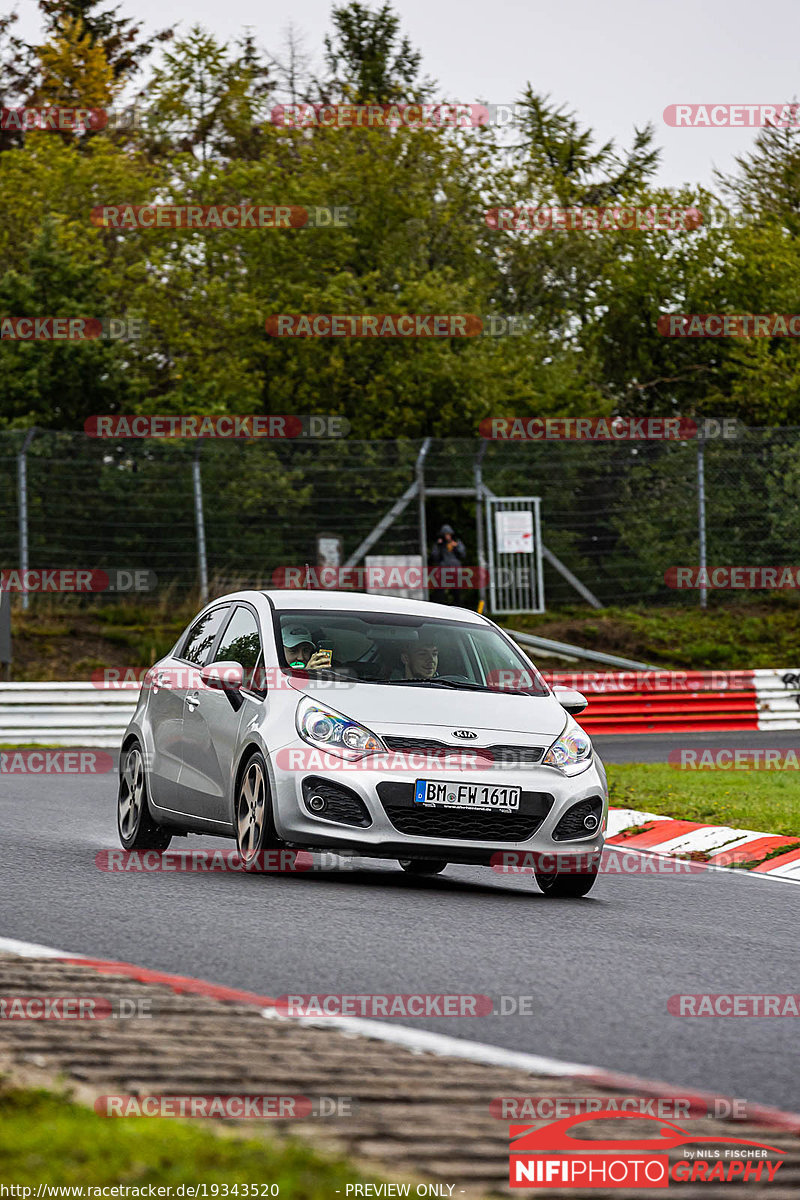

left=0, top=428, right=798, bottom=611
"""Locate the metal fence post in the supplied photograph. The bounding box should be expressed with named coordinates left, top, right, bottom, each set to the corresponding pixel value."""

left=193, top=444, right=209, bottom=604
left=697, top=436, right=707, bottom=609
left=474, top=442, right=488, bottom=611
left=416, top=438, right=431, bottom=600
left=0, top=585, right=11, bottom=677
left=17, top=429, right=36, bottom=612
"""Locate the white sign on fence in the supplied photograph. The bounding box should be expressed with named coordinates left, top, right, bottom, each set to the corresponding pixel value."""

left=317, top=535, right=343, bottom=568
left=495, top=509, right=534, bottom=554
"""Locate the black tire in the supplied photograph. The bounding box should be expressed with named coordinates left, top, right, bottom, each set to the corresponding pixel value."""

left=534, top=864, right=598, bottom=897
left=235, top=751, right=281, bottom=866
left=117, top=741, right=172, bottom=850
left=398, top=859, right=447, bottom=876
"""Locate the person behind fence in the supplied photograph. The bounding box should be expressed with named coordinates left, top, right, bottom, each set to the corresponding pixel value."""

left=429, top=523, right=466, bottom=604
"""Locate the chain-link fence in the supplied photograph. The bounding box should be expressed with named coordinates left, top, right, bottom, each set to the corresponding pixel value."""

left=0, top=429, right=798, bottom=609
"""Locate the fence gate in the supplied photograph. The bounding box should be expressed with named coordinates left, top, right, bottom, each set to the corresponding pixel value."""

left=485, top=496, right=544, bottom=614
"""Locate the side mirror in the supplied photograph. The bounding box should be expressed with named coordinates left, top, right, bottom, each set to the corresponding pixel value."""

left=201, top=661, right=244, bottom=692
left=552, top=685, right=588, bottom=715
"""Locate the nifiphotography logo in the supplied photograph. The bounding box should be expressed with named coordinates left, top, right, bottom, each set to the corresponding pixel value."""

left=508, top=1111, right=784, bottom=1188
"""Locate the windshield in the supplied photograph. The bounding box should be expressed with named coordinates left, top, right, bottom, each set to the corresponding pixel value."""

left=272, top=609, right=550, bottom=695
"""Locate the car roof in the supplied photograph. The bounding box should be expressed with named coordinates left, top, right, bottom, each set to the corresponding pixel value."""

left=260, top=589, right=487, bottom=624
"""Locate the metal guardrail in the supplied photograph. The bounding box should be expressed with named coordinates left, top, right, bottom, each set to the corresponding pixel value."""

left=1, top=670, right=798, bottom=745
left=753, top=670, right=800, bottom=730
left=0, top=683, right=138, bottom=747
left=547, top=668, right=800, bottom=735
left=555, top=679, right=760, bottom=735
left=508, top=629, right=655, bottom=670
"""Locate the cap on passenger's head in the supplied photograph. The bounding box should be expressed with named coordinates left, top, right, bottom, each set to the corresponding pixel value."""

left=283, top=623, right=314, bottom=648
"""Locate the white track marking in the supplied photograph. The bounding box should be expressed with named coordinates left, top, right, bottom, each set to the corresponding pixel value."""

left=0, top=936, right=83, bottom=958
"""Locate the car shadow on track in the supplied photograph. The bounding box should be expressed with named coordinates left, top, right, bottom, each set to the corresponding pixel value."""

left=89, top=836, right=605, bottom=903
left=235, top=862, right=605, bottom=903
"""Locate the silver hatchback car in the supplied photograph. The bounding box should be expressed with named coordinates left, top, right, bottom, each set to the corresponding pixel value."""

left=118, top=590, right=607, bottom=895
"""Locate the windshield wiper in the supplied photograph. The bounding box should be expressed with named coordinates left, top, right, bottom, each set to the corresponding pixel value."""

left=388, top=678, right=494, bottom=691
left=386, top=678, right=462, bottom=688
left=285, top=667, right=354, bottom=683
left=380, top=678, right=542, bottom=694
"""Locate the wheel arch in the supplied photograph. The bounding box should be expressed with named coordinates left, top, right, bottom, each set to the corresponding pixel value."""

left=118, top=729, right=160, bottom=822
left=231, top=737, right=271, bottom=822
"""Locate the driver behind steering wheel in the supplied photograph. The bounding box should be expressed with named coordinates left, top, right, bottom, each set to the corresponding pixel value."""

left=400, top=636, right=440, bottom=680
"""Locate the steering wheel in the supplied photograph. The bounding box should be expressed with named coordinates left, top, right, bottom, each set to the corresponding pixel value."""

left=435, top=673, right=473, bottom=684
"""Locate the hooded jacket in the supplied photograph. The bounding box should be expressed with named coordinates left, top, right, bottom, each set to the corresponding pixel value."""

left=430, top=524, right=466, bottom=567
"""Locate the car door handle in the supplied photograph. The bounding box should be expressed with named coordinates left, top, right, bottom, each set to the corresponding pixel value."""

left=186, top=691, right=200, bottom=712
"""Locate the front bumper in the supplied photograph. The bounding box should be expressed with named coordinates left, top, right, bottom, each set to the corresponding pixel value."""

left=268, top=751, right=608, bottom=864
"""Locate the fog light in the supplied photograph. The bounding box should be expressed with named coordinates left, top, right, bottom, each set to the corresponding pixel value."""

left=583, top=813, right=599, bottom=831
left=308, top=794, right=326, bottom=812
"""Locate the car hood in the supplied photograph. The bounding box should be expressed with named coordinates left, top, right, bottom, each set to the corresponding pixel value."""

left=289, top=679, right=568, bottom=740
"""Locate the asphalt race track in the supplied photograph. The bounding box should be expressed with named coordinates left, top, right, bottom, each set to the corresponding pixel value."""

left=2, top=753, right=798, bottom=1116
left=595, top=730, right=800, bottom=763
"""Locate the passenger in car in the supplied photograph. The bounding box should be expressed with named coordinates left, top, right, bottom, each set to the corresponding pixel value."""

left=282, top=623, right=333, bottom=670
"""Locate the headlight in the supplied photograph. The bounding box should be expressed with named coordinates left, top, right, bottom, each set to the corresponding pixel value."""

left=543, top=718, right=593, bottom=776
left=296, top=695, right=384, bottom=760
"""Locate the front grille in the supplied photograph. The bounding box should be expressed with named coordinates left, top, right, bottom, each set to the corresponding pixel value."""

left=376, top=781, right=553, bottom=842
left=383, top=736, right=454, bottom=753
left=301, top=777, right=372, bottom=827
left=382, top=736, right=544, bottom=765
left=552, top=797, right=604, bottom=841
left=381, top=808, right=544, bottom=840
left=488, top=744, right=545, bottom=765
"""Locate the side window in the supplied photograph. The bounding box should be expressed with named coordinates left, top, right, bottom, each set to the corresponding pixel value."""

left=181, top=607, right=230, bottom=666
left=248, top=653, right=269, bottom=698
left=214, top=605, right=263, bottom=689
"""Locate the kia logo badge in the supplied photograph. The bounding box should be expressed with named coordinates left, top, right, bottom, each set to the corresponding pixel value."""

left=452, top=730, right=478, bottom=739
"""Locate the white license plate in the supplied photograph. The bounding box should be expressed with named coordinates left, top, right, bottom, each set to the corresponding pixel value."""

left=414, top=779, right=521, bottom=811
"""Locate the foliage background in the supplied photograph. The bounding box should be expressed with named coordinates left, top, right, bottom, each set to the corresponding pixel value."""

left=1, top=1, right=799, bottom=603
